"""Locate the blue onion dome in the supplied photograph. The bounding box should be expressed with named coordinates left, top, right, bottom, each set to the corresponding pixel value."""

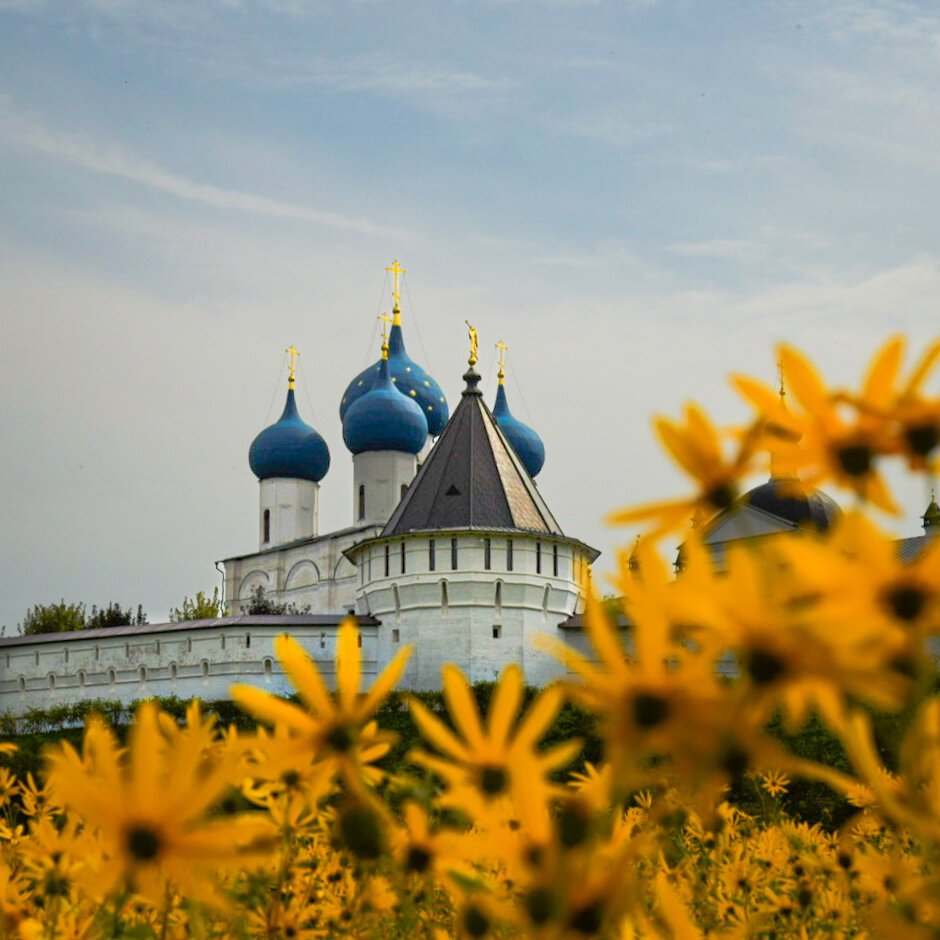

left=492, top=382, right=545, bottom=478
left=339, top=311, right=449, bottom=436
left=249, top=388, right=330, bottom=482
left=343, top=355, right=429, bottom=455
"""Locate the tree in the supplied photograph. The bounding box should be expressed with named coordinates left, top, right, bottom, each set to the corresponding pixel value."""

left=20, top=601, right=87, bottom=635
left=170, top=588, right=223, bottom=622
left=86, top=603, right=147, bottom=630
left=245, top=586, right=310, bottom=615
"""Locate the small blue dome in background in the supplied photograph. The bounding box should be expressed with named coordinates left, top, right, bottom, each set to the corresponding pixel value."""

left=343, top=357, right=429, bottom=455
left=340, top=321, right=449, bottom=436
left=492, top=383, right=545, bottom=478
left=249, top=389, right=330, bottom=482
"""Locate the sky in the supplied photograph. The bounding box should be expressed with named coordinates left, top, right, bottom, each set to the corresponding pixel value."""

left=2, top=0, right=940, bottom=632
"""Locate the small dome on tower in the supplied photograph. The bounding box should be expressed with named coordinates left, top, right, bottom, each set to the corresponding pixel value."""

left=249, top=388, right=330, bottom=483
left=742, top=479, right=840, bottom=531
left=492, top=372, right=544, bottom=478
left=343, top=356, right=429, bottom=455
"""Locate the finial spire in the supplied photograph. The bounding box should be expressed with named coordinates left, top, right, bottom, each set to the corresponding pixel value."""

left=466, top=320, right=479, bottom=367
left=386, top=260, right=406, bottom=325
left=378, top=312, right=392, bottom=360
left=286, top=345, right=299, bottom=390
left=777, top=358, right=786, bottom=404
left=496, top=340, right=507, bottom=385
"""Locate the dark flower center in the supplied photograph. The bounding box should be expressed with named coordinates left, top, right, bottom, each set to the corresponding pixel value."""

left=463, top=905, right=490, bottom=938
left=281, top=770, right=301, bottom=789
left=884, top=584, right=926, bottom=623
left=406, top=846, right=432, bottom=873
left=836, top=444, right=873, bottom=478
left=338, top=805, right=383, bottom=860
left=633, top=693, right=670, bottom=729
left=479, top=765, right=508, bottom=795
left=325, top=725, right=354, bottom=753
left=906, top=423, right=939, bottom=458
left=721, top=746, right=750, bottom=778
left=706, top=482, right=738, bottom=511
left=557, top=801, right=591, bottom=848
left=126, top=825, right=161, bottom=862
left=746, top=649, right=786, bottom=686
left=568, top=900, right=604, bottom=935
left=525, top=887, right=557, bottom=925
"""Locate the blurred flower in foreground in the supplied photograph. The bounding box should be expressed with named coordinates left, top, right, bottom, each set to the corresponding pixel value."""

left=232, top=617, right=412, bottom=791
left=45, top=701, right=272, bottom=905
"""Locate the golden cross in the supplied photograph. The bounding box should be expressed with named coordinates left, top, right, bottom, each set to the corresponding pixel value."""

left=386, top=260, right=406, bottom=313
left=495, top=340, right=508, bottom=384
left=285, top=345, right=299, bottom=389
left=777, top=358, right=786, bottom=403
left=378, top=312, right=392, bottom=357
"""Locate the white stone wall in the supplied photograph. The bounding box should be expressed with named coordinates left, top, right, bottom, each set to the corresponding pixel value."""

left=352, top=451, right=418, bottom=527
left=223, top=524, right=381, bottom=616
left=258, top=478, right=319, bottom=548
left=354, top=532, right=590, bottom=689
left=0, top=620, right=379, bottom=717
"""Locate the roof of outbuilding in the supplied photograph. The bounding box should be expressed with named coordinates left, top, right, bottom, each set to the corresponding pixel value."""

left=0, top=614, right=381, bottom=648
left=382, top=365, right=564, bottom=536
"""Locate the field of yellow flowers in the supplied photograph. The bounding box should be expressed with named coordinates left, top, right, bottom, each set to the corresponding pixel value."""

left=2, top=336, right=940, bottom=939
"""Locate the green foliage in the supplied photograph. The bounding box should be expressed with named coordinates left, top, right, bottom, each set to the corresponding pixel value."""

left=245, top=585, right=311, bottom=615
left=86, top=603, right=147, bottom=630
left=19, top=600, right=148, bottom=635
left=170, top=588, right=222, bottom=622
left=20, top=600, right=87, bottom=635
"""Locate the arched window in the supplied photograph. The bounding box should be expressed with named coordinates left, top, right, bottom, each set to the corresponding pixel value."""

left=451, top=537, right=458, bottom=570
left=384, top=544, right=390, bottom=577
left=441, top=580, right=449, bottom=612
left=483, top=538, right=491, bottom=570
left=401, top=483, right=408, bottom=501
left=536, top=541, right=542, bottom=574
left=495, top=581, right=503, bottom=615
left=542, top=584, right=551, bottom=618
left=263, top=508, right=271, bottom=543
left=48, top=674, right=55, bottom=689
left=78, top=671, right=86, bottom=687
left=506, top=538, right=513, bottom=571
left=201, top=660, right=209, bottom=681
left=139, top=666, right=147, bottom=682
left=393, top=584, right=401, bottom=621
left=400, top=542, right=406, bottom=574
left=320, top=632, right=326, bottom=649
left=18, top=676, right=26, bottom=692
left=108, top=669, right=116, bottom=685
left=170, top=663, right=178, bottom=679
left=246, top=633, right=251, bottom=648
left=358, top=485, right=365, bottom=521
left=553, top=544, right=559, bottom=577
left=220, top=634, right=226, bottom=651
left=263, top=658, right=273, bottom=677
left=429, top=538, right=436, bottom=571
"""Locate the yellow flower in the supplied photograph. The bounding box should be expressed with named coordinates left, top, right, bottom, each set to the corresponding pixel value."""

left=231, top=617, right=411, bottom=792
left=735, top=341, right=902, bottom=513
left=757, top=770, right=790, bottom=798
left=44, top=702, right=272, bottom=905
left=607, top=404, right=760, bottom=535
left=408, top=663, right=579, bottom=822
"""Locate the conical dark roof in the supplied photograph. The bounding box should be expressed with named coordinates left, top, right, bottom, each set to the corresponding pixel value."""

left=382, top=366, right=564, bottom=536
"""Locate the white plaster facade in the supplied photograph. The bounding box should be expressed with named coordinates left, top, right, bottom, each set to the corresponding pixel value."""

left=349, top=530, right=592, bottom=689
left=259, top=478, right=320, bottom=548
left=352, top=451, right=418, bottom=527
left=222, top=523, right=382, bottom=617
left=0, top=617, right=379, bottom=715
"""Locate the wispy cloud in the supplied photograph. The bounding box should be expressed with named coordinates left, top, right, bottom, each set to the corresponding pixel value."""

left=543, top=107, right=671, bottom=147
left=666, top=238, right=756, bottom=260
left=0, top=96, right=399, bottom=237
